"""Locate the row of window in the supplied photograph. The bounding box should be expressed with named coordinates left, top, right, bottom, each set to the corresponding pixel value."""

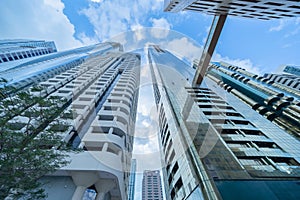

left=158, top=104, right=184, bottom=200
left=0, top=48, right=54, bottom=63
left=187, top=87, right=300, bottom=172
left=269, top=75, right=300, bottom=89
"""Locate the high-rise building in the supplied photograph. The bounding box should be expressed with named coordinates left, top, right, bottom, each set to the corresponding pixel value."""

left=1, top=39, right=140, bottom=200
left=148, top=45, right=300, bottom=200
left=164, top=0, right=300, bottom=20
left=0, top=41, right=120, bottom=92
left=142, top=170, right=163, bottom=200
left=0, top=39, right=57, bottom=67
left=264, top=65, right=300, bottom=91
left=283, top=65, right=300, bottom=76
left=164, top=1, right=300, bottom=86
left=205, top=62, right=300, bottom=137
left=128, top=159, right=137, bottom=200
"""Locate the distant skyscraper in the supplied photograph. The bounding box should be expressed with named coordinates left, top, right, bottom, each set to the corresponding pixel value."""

left=128, top=159, right=137, bottom=200
left=148, top=45, right=300, bottom=200
left=1, top=39, right=140, bottom=200
left=142, top=170, right=163, bottom=200
left=283, top=65, right=300, bottom=76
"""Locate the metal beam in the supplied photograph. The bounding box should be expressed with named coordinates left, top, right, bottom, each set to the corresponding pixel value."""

left=192, top=15, right=227, bottom=86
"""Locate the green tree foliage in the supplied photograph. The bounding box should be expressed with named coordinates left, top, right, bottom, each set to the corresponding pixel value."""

left=0, top=84, right=70, bottom=199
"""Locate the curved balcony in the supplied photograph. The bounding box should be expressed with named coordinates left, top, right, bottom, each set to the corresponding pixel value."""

left=91, top=120, right=128, bottom=137
left=56, top=151, right=124, bottom=199
left=98, top=109, right=129, bottom=123
left=103, top=102, right=131, bottom=115
left=82, top=130, right=125, bottom=150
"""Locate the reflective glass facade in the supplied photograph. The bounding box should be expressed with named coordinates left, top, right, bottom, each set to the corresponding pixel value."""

left=264, top=65, right=300, bottom=92
left=148, top=45, right=300, bottom=200
left=207, top=62, right=300, bottom=138
left=128, top=159, right=136, bottom=200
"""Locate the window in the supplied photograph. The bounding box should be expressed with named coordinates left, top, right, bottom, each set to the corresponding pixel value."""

left=6, top=53, right=13, bottom=61
left=91, top=126, right=110, bottom=134
left=12, top=53, right=18, bottom=60
left=98, top=115, right=114, bottom=121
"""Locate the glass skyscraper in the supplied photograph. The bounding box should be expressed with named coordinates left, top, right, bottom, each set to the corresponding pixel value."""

left=148, top=45, right=300, bottom=200
left=205, top=62, right=300, bottom=137
left=128, top=159, right=137, bottom=200
left=0, top=40, right=140, bottom=199
left=264, top=65, right=300, bottom=91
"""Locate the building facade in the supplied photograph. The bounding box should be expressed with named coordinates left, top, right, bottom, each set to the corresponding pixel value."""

left=164, top=0, right=300, bottom=20
left=128, top=159, right=137, bottom=200
left=264, top=65, right=300, bottom=91
left=148, top=45, right=300, bottom=200
left=0, top=41, right=120, bottom=92
left=0, top=39, right=57, bottom=66
left=142, top=170, right=164, bottom=200
left=164, top=1, right=300, bottom=86
left=1, top=40, right=140, bottom=200
left=205, top=62, right=300, bottom=137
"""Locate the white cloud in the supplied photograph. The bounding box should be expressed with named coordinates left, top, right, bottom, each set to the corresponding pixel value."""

left=269, top=18, right=300, bottom=32
left=0, top=0, right=83, bottom=50
left=133, top=108, right=162, bottom=172
left=150, top=18, right=171, bottom=39
left=269, top=19, right=286, bottom=32
left=80, top=2, right=130, bottom=41
left=142, top=119, right=151, bottom=128
left=80, top=0, right=165, bottom=41
left=161, top=36, right=261, bottom=74
left=137, top=85, right=155, bottom=116
left=77, top=32, right=100, bottom=45
left=131, top=23, right=146, bottom=42
left=90, top=0, right=103, bottom=3
left=163, top=37, right=202, bottom=62
left=213, top=53, right=261, bottom=75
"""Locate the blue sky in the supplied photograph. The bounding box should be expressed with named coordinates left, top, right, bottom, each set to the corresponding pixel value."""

left=1, top=0, right=300, bottom=199
left=1, top=0, right=299, bottom=74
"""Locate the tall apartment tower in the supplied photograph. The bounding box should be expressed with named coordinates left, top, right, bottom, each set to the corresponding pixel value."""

left=142, top=170, right=164, bottom=200
left=0, top=40, right=140, bottom=199
left=148, top=45, right=300, bottom=200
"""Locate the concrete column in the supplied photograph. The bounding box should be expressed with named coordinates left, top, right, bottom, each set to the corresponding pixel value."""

left=108, top=128, right=114, bottom=135
left=113, top=116, right=117, bottom=121
left=95, top=179, right=116, bottom=200
left=71, top=171, right=99, bottom=200
left=118, top=150, right=122, bottom=158
left=72, top=186, right=86, bottom=200
left=95, top=192, right=105, bottom=200
left=103, top=142, right=108, bottom=151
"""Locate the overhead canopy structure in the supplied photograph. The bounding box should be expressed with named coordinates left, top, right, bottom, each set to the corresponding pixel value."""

left=164, top=0, right=300, bottom=86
